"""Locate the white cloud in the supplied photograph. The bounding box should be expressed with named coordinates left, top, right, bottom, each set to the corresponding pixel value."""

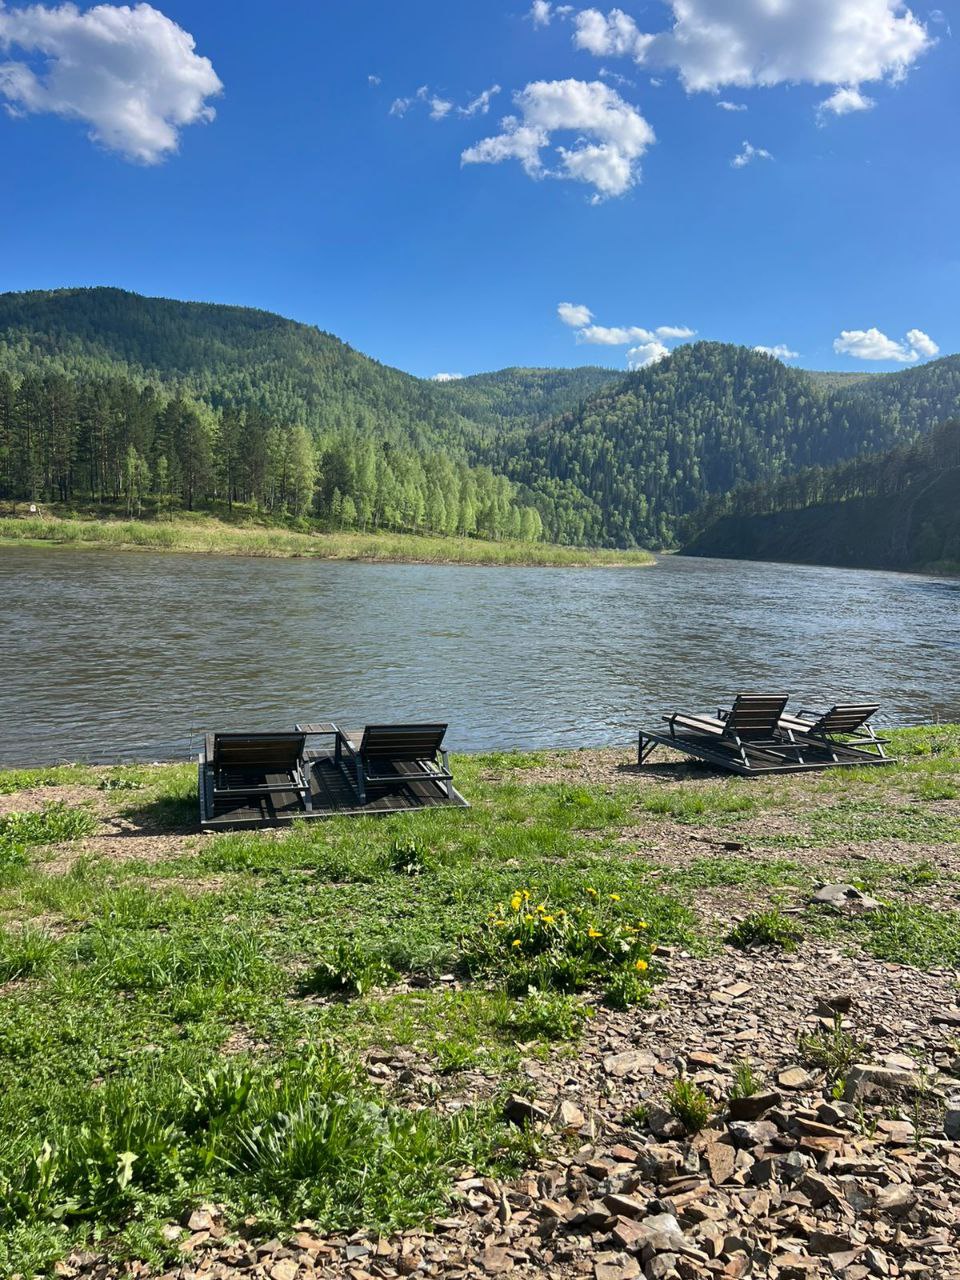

left=598, top=65, right=634, bottom=88
left=571, top=2, right=931, bottom=94
left=576, top=321, right=695, bottom=344
left=755, top=344, right=800, bottom=360
left=905, top=328, right=939, bottom=358
left=461, top=78, right=655, bottom=199
left=0, top=1, right=222, bottom=162
left=817, top=86, right=875, bottom=119
left=731, top=140, right=773, bottom=168
left=368, top=74, right=381, bottom=87
left=459, top=85, right=500, bottom=117
left=391, top=82, right=500, bottom=122
left=579, top=323, right=656, bottom=345
left=530, top=0, right=552, bottom=26
left=574, top=7, right=653, bottom=58
left=558, top=301, right=593, bottom=327
left=833, top=326, right=939, bottom=362
left=557, top=303, right=694, bottom=368
left=627, top=341, right=670, bottom=368
left=431, top=372, right=464, bottom=382
left=717, top=100, right=746, bottom=112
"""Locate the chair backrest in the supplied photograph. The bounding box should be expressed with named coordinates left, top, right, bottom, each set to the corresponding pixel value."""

left=213, top=733, right=305, bottom=771
left=359, top=724, right=448, bottom=762
left=814, top=704, right=879, bottom=735
left=726, top=694, right=789, bottom=739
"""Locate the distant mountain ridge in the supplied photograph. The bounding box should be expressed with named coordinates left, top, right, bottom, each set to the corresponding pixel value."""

left=2, top=287, right=960, bottom=550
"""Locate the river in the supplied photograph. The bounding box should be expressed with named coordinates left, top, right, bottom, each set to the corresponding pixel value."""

left=0, top=547, right=956, bottom=764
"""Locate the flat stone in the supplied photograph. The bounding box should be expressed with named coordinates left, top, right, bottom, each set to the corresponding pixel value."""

left=874, top=1184, right=916, bottom=1217
left=727, top=1091, right=782, bottom=1121
left=604, top=1194, right=647, bottom=1220
left=556, top=1100, right=587, bottom=1130
left=704, top=1141, right=736, bottom=1185
left=808, top=1230, right=852, bottom=1255
left=811, top=884, right=882, bottom=913
left=778, top=1067, right=816, bottom=1090
left=503, top=1094, right=549, bottom=1126
left=843, top=1064, right=920, bottom=1103
left=603, top=1049, right=659, bottom=1077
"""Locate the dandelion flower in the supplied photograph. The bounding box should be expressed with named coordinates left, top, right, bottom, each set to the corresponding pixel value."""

left=635, top=958, right=649, bottom=972
left=510, top=893, right=522, bottom=912
left=586, top=887, right=598, bottom=898
left=512, top=939, right=522, bottom=948
left=543, top=915, right=555, bottom=925
left=588, top=926, right=602, bottom=938
left=609, top=893, right=621, bottom=902
left=637, top=920, right=649, bottom=929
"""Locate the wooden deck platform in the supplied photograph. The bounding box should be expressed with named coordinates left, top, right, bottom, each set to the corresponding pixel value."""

left=199, top=733, right=469, bottom=829
left=638, top=728, right=894, bottom=776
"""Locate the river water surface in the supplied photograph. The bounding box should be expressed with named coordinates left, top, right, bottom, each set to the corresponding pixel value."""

left=0, top=547, right=956, bottom=765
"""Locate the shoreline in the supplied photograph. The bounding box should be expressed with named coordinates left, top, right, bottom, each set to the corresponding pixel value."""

left=0, top=515, right=656, bottom=570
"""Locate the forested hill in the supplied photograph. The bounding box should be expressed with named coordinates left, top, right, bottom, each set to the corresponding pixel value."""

left=495, top=344, right=960, bottom=546
left=682, top=418, right=960, bottom=574
left=436, top=366, right=623, bottom=432
left=0, top=288, right=614, bottom=448
left=4, top=287, right=960, bottom=551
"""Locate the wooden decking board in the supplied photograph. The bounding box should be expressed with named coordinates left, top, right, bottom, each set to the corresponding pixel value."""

left=638, top=728, right=894, bottom=776
left=199, top=743, right=469, bottom=829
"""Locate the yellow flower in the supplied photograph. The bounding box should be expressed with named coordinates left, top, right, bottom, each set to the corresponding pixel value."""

left=494, top=920, right=507, bottom=928
left=634, top=958, right=649, bottom=972
left=523, top=890, right=530, bottom=899
left=588, top=926, right=602, bottom=938
left=609, top=893, right=621, bottom=902
left=543, top=915, right=555, bottom=925
left=510, top=893, right=522, bottom=912
left=585, top=887, right=598, bottom=898
left=524, top=913, right=534, bottom=924
left=512, top=938, right=522, bottom=948
left=637, top=920, right=649, bottom=929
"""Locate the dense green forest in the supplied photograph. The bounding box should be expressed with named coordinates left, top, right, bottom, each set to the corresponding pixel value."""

left=3, top=288, right=960, bottom=549
left=494, top=343, right=960, bottom=546
left=435, top=365, right=621, bottom=432
left=0, top=370, right=545, bottom=541
left=683, top=418, right=960, bottom=572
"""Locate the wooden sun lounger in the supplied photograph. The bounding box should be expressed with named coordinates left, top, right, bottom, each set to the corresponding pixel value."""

left=778, top=703, right=892, bottom=764
left=335, top=723, right=453, bottom=804
left=201, top=732, right=313, bottom=815
left=638, top=693, right=808, bottom=774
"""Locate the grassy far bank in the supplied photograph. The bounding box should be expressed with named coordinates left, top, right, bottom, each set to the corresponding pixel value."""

left=0, top=513, right=655, bottom=568
left=0, top=727, right=959, bottom=1274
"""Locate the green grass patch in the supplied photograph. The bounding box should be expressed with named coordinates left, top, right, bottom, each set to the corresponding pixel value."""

left=638, top=787, right=757, bottom=824
left=0, top=514, right=655, bottom=569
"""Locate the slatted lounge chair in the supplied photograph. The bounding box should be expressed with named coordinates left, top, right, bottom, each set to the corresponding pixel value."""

left=202, top=732, right=313, bottom=813
left=777, top=704, right=891, bottom=763
left=638, top=693, right=809, bottom=775
left=335, top=723, right=453, bottom=804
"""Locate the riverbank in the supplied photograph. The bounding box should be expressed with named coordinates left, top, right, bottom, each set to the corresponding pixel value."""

left=0, top=514, right=655, bottom=568
left=1, top=728, right=959, bottom=1277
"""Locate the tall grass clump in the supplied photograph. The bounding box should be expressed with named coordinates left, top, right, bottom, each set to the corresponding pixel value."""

left=0, top=1050, right=517, bottom=1246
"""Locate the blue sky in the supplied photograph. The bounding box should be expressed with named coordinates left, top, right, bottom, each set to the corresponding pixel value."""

left=0, top=0, right=956, bottom=378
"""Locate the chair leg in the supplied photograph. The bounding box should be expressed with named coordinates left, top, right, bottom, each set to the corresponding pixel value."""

left=356, top=760, right=366, bottom=805
left=300, top=763, right=313, bottom=813
left=441, top=750, right=453, bottom=799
